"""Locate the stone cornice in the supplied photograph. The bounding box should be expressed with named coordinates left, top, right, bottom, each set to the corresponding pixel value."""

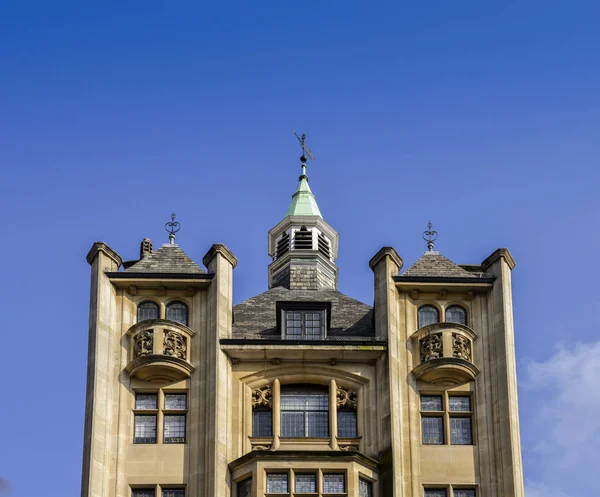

left=369, top=246, right=403, bottom=272
left=86, top=241, right=122, bottom=267
left=202, top=243, right=238, bottom=269
left=481, top=248, right=516, bottom=271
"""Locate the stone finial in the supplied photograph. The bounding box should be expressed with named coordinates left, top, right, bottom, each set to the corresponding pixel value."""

left=140, top=238, right=153, bottom=259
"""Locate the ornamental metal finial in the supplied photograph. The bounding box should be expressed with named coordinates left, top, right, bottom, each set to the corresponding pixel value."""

left=165, top=212, right=180, bottom=244
left=292, top=130, right=314, bottom=180
left=422, top=221, right=438, bottom=252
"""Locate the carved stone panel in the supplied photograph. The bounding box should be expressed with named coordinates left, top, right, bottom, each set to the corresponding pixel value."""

left=134, top=330, right=153, bottom=358
left=453, top=333, right=472, bottom=361
left=336, top=387, right=357, bottom=409
left=252, top=386, right=272, bottom=408
left=163, top=330, right=187, bottom=360
left=420, top=333, right=442, bottom=363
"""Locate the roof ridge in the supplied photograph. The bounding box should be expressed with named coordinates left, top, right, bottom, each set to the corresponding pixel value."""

left=399, top=251, right=476, bottom=279
left=125, top=244, right=205, bottom=274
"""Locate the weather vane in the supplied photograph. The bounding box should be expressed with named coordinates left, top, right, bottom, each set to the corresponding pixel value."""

left=422, top=221, right=438, bottom=252
left=165, top=212, right=180, bottom=244
left=292, top=130, right=315, bottom=163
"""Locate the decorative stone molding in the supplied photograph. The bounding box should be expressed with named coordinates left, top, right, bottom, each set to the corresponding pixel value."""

left=163, top=331, right=187, bottom=359
left=439, top=289, right=448, bottom=298
left=411, top=289, right=420, bottom=300
left=453, top=333, right=471, bottom=361
left=337, top=387, right=357, bottom=409
left=466, top=291, right=475, bottom=301
left=252, top=386, right=273, bottom=409
left=339, top=444, right=359, bottom=452
left=134, top=330, right=153, bottom=358
left=420, top=333, right=442, bottom=363
left=127, top=285, right=138, bottom=296
left=412, top=322, right=479, bottom=385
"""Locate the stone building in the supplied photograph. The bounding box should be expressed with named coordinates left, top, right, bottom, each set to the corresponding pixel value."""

left=82, top=156, right=525, bottom=497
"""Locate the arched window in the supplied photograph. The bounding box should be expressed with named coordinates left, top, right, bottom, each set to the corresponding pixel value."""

left=166, top=301, right=188, bottom=326
left=280, top=385, right=328, bottom=437
left=418, top=305, right=440, bottom=329
left=446, top=305, right=467, bottom=326
left=137, top=301, right=159, bottom=322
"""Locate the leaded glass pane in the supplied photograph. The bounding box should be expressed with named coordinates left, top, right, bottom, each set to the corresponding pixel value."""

left=454, top=490, right=476, bottom=497
left=280, top=386, right=329, bottom=437
left=164, top=415, right=186, bottom=443
left=304, top=312, right=322, bottom=339
left=446, top=305, right=467, bottom=325
left=418, top=305, right=439, bottom=328
left=421, top=395, right=443, bottom=411
left=162, top=490, right=185, bottom=497
left=253, top=410, right=272, bottom=437
left=266, top=473, right=288, bottom=493
left=422, top=416, right=444, bottom=444
left=164, top=393, right=187, bottom=410
left=137, top=301, right=159, bottom=322
left=448, top=396, right=471, bottom=412
left=136, top=393, right=158, bottom=410
left=134, top=415, right=156, bottom=443
left=281, top=411, right=305, bottom=437
left=284, top=310, right=323, bottom=339
left=285, top=312, right=302, bottom=339
left=238, top=478, right=252, bottom=497
left=323, top=474, right=345, bottom=493
left=425, top=490, right=447, bottom=497
left=132, top=489, right=155, bottom=497
left=359, top=478, right=373, bottom=497
left=338, top=410, right=357, bottom=438
left=450, top=417, right=472, bottom=445
left=295, top=474, right=316, bottom=493
left=166, top=302, right=188, bottom=326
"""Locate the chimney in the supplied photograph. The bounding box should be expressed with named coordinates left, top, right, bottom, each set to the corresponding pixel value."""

left=140, top=238, right=153, bottom=259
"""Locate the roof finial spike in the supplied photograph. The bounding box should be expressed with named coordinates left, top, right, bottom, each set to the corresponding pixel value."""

left=422, top=220, right=438, bottom=252
left=165, top=212, right=180, bottom=244
left=293, top=129, right=314, bottom=181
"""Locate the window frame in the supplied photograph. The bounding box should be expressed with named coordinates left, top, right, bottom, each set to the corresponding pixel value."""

left=137, top=300, right=160, bottom=323
left=445, top=305, right=468, bottom=326
left=280, top=384, right=330, bottom=438
left=418, top=304, right=440, bottom=329
left=276, top=302, right=331, bottom=340
left=166, top=301, right=189, bottom=326
left=420, top=392, right=474, bottom=446
left=133, top=390, right=188, bottom=445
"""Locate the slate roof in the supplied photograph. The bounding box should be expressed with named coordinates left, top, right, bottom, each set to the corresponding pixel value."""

left=125, top=244, right=205, bottom=274
left=398, top=252, right=477, bottom=279
left=232, top=287, right=374, bottom=339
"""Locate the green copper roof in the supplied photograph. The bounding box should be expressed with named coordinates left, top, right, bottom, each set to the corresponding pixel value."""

left=286, top=168, right=322, bottom=217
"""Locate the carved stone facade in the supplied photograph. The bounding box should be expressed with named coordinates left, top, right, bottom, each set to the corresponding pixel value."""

left=134, top=330, right=153, bottom=357
left=163, top=330, right=187, bottom=359
left=420, top=333, right=443, bottom=362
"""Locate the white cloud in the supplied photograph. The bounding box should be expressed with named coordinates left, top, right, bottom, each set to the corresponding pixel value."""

left=522, top=341, right=600, bottom=495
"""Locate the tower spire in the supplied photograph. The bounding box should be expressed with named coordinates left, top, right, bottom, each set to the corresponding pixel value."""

left=287, top=131, right=321, bottom=217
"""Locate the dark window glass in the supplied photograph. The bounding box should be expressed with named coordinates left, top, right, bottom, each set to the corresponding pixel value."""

left=418, top=305, right=439, bottom=328
left=238, top=478, right=252, bottom=497
left=359, top=479, right=373, bottom=497
left=266, top=473, right=288, bottom=493
left=134, top=415, right=157, bottom=444
left=284, top=310, right=323, bottom=340
left=166, top=302, right=188, bottom=326
left=162, top=490, right=185, bottom=497
left=137, top=301, right=159, bottom=322
left=338, top=409, right=357, bottom=438
left=164, top=415, right=186, bottom=443
left=422, top=416, right=444, bottom=444
left=450, top=417, right=472, bottom=445
left=253, top=409, right=272, bottom=437
left=425, top=490, right=447, bottom=497
left=448, top=396, right=471, bottom=412
left=323, top=474, right=345, bottom=493
left=421, top=396, right=443, bottom=411
left=454, top=490, right=476, bottom=497
left=164, top=393, right=187, bottom=410
left=132, top=489, right=155, bottom=497
left=295, top=474, right=317, bottom=493
left=446, top=305, right=467, bottom=325
left=280, top=385, right=328, bottom=437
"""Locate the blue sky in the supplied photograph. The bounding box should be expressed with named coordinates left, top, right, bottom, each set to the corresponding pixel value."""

left=1, top=2, right=599, bottom=496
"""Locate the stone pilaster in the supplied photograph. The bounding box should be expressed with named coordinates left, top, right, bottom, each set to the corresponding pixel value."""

left=81, top=243, right=122, bottom=497
left=202, top=244, right=237, bottom=496
left=482, top=249, right=525, bottom=497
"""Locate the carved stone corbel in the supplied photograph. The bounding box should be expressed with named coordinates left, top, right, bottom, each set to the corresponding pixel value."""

left=127, top=285, right=137, bottom=296
left=411, top=289, right=420, bottom=300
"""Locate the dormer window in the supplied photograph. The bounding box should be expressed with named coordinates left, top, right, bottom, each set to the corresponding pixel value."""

left=277, top=302, right=331, bottom=340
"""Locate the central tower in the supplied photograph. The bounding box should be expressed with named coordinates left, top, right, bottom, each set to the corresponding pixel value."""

left=267, top=154, right=339, bottom=290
